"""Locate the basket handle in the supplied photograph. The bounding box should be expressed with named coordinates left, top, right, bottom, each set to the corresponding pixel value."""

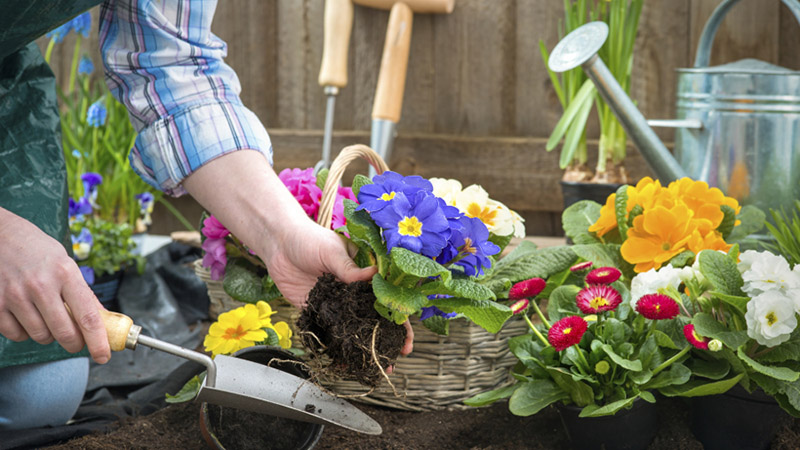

left=316, top=144, right=390, bottom=229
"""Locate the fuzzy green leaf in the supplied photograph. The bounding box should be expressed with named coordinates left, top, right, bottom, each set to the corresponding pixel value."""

left=390, top=247, right=451, bottom=283
left=351, top=174, right=371, bottom=197
left=508, top=379, right=570, bottom=416
left=757, top=330, right=800, bottom=364
left=165, top=374, right=202, bottom=403
left=711, top=292, right=749, bottom=315
left=344, top=200, right=386, bottom=257
left=601, top=344, right=642, bottom=371
left=222, top=263, right=263, bottom=304
left=481, top=245, right=577, bottom=295
left=614, top=184, right=630, bottom=240
left=372, top=274, right=427, bottom=324
left=668, top=250, right=695, bottom=268
left=562, top=201, right=602, bottom=244
left=489, top=233, right=514, bottom=255
left=547, top=285, right=582, bottom=322
left=427, top=297, right=512, bottom=334
left=717, top=205, right=737, bottom=239
left=659, top=373, right=743, bottom=397
left=571, top=243, right=622, bottom=268
left=421, top=316, right=450, bottom=336
left=315, top=168, right=329, bottom=190
left=738, top=348, right=800, bottom=382
left=692, top=313, right=749, bottom=349
left=697, top=250, right=745, bottom=296
left=727, top=205, right=766, bottom=243
left=464, top=384, right=519, bottom=407
left=420, top=278, right=496, bottom=301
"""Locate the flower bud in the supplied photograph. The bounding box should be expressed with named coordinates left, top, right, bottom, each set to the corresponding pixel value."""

left=510, top=298, right=529, bottom=315
left=708, top=339, right=723, bottom=352
left=595, top=360, right=610, bottom=375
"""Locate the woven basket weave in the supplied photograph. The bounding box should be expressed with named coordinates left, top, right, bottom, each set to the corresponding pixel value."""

left=196, top=144, right=526, bottom=410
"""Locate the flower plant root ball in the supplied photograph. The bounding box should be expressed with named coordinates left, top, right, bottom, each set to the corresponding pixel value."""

left=297, top=273, right=406, bottom=387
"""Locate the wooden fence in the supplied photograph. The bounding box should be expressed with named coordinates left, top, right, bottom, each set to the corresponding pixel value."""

left=42, top=0, right=800, bottom=235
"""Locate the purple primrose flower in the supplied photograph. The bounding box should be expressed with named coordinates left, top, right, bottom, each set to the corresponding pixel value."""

left=437, top=216, right=499, bottom=277
left=356, top=171, right=433, bottom=213
left=420, top=306, right=457, bottom=321
left=369, top=190, right=450, bottom=258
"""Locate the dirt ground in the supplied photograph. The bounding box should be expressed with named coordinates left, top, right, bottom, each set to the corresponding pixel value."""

left=45, top=394, right=800, bottom=450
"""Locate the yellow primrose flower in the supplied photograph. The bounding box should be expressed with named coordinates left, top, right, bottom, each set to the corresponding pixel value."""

left=621, top=204, right=695, bottom=273
left=588, top=192, right=618, bottom=237
left=686, top=228, right=732, bottom=256
left=204, top=304, right=268, bottom=356
left=256, top=300, right=293, bottom=349
left=455, top=185, right=515, bottom=236
left=255, top=300, right=277, bottom=326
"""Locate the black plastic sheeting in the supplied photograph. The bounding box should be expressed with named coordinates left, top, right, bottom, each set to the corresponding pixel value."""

left=0, top=242, right=210, bottom=450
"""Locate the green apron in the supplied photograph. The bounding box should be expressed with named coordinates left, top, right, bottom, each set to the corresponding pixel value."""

left=0, top=0, right=102, bottom=368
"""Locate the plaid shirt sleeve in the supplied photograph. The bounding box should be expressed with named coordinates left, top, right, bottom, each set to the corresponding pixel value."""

left=99, top=0, right=273, bottom=196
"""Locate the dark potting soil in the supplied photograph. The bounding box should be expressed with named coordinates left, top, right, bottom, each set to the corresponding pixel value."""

left=45, top=395, right=800, bottom=450
left=202, top=404, right=320, bottom=450
left=297, top=273, right=406, bottom=387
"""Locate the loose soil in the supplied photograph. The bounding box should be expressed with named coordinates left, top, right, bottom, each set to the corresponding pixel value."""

left=46, top=395, right=800, bottom=449
left=297, top=274, right=406, bottom=387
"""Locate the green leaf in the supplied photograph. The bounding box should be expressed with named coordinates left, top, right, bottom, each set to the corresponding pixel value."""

left=372, top=274, right=427, bottom=324
left=463, top=384, right=519, bottom=407
left=717, top=205, right=737, bottom=239
left=351, top=174, right=371, bottom=197
left=687, top=358, right=730, bottom=380
left=421, top=316, right=450, bottom=335
left=571, top=243, right=622, bottom=268
left=481, top=245, right=577, bottom=295
left=653, top=330, right=679, bottom=350
left=710, top=292, right=750, bottom=315
left=668, top=250, right=695, bottom=268
left=546, top=79, right=595, bottom=151
left=698, top=250, right=745, bottom=296
left=315, top=168, right=329, bottom=190
left=165, top=374, right=203, bottom=403
left=659, top=373, right=743, bottom=397
left=222, top=263, right=263, bottom=304
left=601, top=344, right=642, bottom=371
left=559, top=92, right=596, bottom=169
left=390, top=247, right=451, bottom=284
left=546, top=367, right=594, bottom=407
left=728, top=205, right=767, bottom=243
left=343, top=200, right=386, bottom=259
left=579, top=396, right=636, bottom=418
left=258, top=327, right=281, bottom=347
left=643, top=363, right=691, bottom=390
left=427, top=297, right=512, bottom=334
left=420, top=278, right=496, bottom=301
left=737, top=348, right=800, bottom=382
left=614, top=184, right=630, bottom=240
left=508, top=379, right=570, bottom=416
left=489, top=233, right=514, bottom=255
left=562, top=201, right=602, bottom=244
left=692, top=313, right=749, bottom=349
left=758, top=329, right=800, bottom=364
left=547, top=285, right=582, bottom=322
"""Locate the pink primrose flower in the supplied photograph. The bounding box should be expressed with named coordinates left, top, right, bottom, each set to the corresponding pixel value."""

left=202, top=215, right=230, bottom=240
left=202, top=238, right=228, bottom=281
left=279, top=168, right=322, bottom=218
left=330, top=186, right=358, bottom=230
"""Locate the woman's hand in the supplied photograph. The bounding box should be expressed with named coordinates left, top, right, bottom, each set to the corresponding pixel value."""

left=0, top=208, right=111, bottom=364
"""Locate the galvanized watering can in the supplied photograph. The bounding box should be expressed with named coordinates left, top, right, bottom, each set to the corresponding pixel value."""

left=548, top=0, right=800, bottom=215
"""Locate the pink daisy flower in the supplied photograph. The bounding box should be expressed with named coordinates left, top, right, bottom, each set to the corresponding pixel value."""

left=636, top=294, right=680, bottom=320
left=510, top=299, right=530, bottom=315
left=585, top=267, right=622, bottom=285
left=683, top=324, right=709, bottom=350
left=576, top=285, right=622, bottom=314
left=570, top=261, right=593, bottom=273
left=509, top=278, right=546, bottom=300
left=547, top=316, right=588, bottom=351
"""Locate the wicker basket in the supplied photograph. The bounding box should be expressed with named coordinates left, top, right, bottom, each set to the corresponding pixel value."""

left=196, top=144, right=527, bottom=410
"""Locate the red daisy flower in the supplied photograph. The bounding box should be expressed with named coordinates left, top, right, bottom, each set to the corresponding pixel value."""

left=510, top=299, right=529, bottom=315
left=636, top=294, right=680, bottom=320
left=585, top=267, right=622, bottom=284
left=683, top=324, right=709, bottom=350
left=509, top=278, right=546, bottom=300
left=547, top=316, right=588, bottom=351
left=576, top=285, right=623, bottom=314
left=570, top=261, right=594, bottom=273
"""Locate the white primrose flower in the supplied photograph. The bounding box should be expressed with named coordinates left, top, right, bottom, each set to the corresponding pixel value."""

left=429, top=178, right=462, bottom=207
left=454, top=185, right=515, bottom=236
left=745, top=289, right=797, bottom=347
left=630, top=264, right=688, bottom=308
left=739, top=250, right=800, bottom=296
left=509, top=209, right=526, bottom=239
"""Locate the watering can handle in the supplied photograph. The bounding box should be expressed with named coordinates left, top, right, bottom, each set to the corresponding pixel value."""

left=694, top=0, right=800, bottom=68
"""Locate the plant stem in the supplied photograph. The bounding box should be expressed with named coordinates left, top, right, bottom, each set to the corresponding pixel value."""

left=576, top=348, right=592, bottom=374
left=523, top=313, right=550, bottom=347
left=45, top=39, right=56, bottom=64
left=651, top=345, right=690, bottom=377
left=156, top=197, right=196, bottom=231
left=68, top=35, right=82, bottom=94
left=531, top=299, right=551, bottom=329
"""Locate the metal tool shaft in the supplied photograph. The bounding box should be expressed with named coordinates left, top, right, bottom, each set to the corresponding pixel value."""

left=320, top=86, right=338, bottom=171
left=136, top=333, right=217, bottom=387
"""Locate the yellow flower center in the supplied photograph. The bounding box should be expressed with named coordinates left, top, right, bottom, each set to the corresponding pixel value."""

left=381, top=191, right=396, bottom=201
left=766, top=312, right=778, bottom=326
left=562, top=327, right=572, bottom=335
left=655, top=304, right=661, bottom=312
left=590, top=297, right=609, bottom=309
left=223, top=325, right=247, bottom=341
left=466, top=203, right=497, bottom=227
left=463, top=237, right=477, bottom=254
left=398, top=216, right=423, bottom=237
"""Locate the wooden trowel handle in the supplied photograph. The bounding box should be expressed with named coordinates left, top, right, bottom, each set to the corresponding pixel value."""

left=65, top=304, right=135, bottom=352
left=319, top=0, right=354, bottom=88
left=372, top=2, right=413, bottom=122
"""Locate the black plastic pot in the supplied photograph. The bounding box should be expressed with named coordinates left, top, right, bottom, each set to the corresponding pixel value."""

left=560, top=181, right=624, bottom=211
left=199, top=346, right=324, bottom=450
left=556, top=399, right=658, bottom=450
left=689, top=385, right=788, bottom=450
left=90, top=270, right=124, bottom=311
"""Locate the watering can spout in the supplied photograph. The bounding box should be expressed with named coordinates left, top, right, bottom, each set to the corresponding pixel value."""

left=548, top=22, right=687, bottom=183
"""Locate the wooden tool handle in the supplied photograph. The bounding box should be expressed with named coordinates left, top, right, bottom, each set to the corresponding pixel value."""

left=319, top=0, right=354, bottom=88
left=353, top=0, right=454, bottom=14
left=372, top=2, right=413, bottom=122
left=99, top=309, right=135, bottom=352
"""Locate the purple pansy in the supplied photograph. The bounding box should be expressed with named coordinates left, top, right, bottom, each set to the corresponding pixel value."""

left=79, top=266, right=95, bottom=286
left=369, top=190, right=450, bottom=258
left=69, top=197, right=93, bottom=218
left=356, top=171, right=433, bottom=213
left=202, top=215, right=230, bottom=240
left=202, top=238, right=228, bottom=281
left=71, top=228, right=93, bottom=261
left=81, top=172, right=103, bottom=208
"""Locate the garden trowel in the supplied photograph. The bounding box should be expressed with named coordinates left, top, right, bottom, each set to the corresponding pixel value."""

left=96, top=308, right=382, bottom=435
